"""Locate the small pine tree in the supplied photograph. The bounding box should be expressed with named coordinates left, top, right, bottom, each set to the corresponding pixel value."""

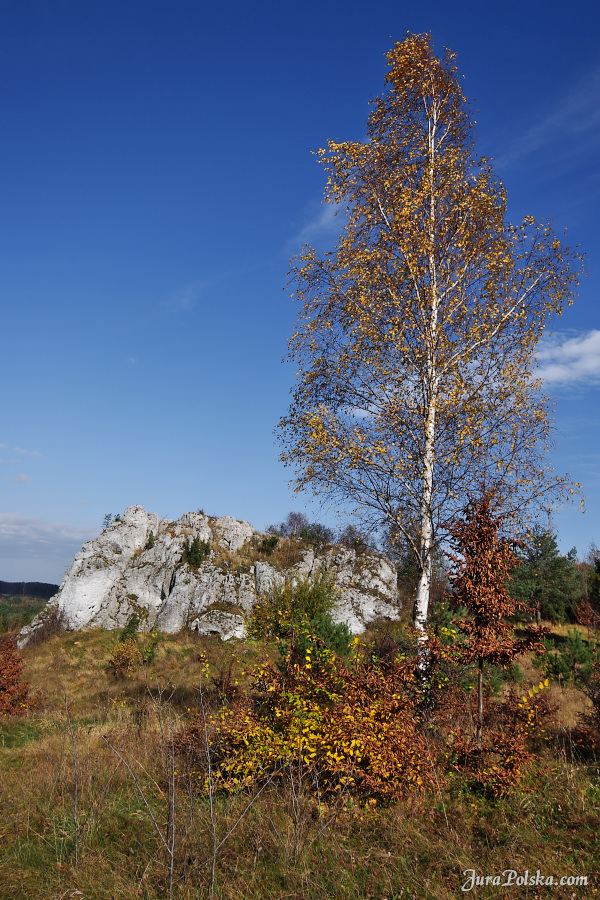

left=182, top=536, right=210, bottom=567
left=510, top=527, right=583, bottom=624
left=120, top=613, right=140, bottom=643
left=536, top=629, right=594, bottom=684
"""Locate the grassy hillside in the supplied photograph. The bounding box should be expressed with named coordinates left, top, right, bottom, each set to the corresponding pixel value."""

left=1, top=621, right=599, bottom=899
left=0, top=595, right=48, bottom=633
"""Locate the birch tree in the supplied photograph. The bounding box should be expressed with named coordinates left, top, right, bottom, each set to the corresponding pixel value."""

left=277, top=34, right=583, bottom=639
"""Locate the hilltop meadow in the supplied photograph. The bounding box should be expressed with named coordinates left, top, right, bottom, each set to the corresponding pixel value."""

left=1, top=572, right=600, bottom=900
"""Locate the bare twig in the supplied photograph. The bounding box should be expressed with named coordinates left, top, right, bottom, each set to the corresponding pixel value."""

left=148, top=675, right=178, bottom=900
left=101, top=734, right=168, bottom=852
left=64, top=694, right=79, bottom=866
left=197, top=674, right=218, bottom=899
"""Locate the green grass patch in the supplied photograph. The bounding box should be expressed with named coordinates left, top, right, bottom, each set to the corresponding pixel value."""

left=0, top=721, right=43, bottom=749
left=0, top=595, right=47, bottom=632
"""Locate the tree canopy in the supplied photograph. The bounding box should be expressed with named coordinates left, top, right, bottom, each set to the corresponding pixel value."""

left=510, top=527, right=584, bottom=625
left=277, top=33, right=583, bottom=635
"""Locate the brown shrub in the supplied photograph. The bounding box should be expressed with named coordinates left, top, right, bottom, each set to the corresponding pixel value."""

left=448, top=683, right=557, bottom=796
left=0, top=635, right=29, bottom=715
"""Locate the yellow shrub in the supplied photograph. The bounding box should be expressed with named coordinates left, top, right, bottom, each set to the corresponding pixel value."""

left=183, top=650, right=435, bottom=802
left=108, top=638, right=141, bottom=677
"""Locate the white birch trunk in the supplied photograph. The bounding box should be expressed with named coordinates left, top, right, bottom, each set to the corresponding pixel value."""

left=413, top=96, right=439, bottom=647
left=413, top=408, right=436, bottom=640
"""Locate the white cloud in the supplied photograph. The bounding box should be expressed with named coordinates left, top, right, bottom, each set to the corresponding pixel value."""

left=78, top=499, right=91, bottom=505
left=0, top=514, right=97, bottom=583
left=536, top=330, right=600, bottom=385
left=11, top=473, right=32, bottom=484
left=286, top=201, right=345, bottom=254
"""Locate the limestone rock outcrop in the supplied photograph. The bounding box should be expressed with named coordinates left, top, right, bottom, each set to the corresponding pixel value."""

left=18, top=506, right=401, bottom=646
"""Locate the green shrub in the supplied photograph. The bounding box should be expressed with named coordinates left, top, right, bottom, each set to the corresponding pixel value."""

left=248, top=570, right=339, bottom=640
left=141, top=629, right=160, bottom=665
left=259, top=534, right=279, bottom=555
left=248, top=571, right=352, bottom=662
left=534, top=629, right=594, bottom=684
left=286, top=612, right=352, bottom=662
left=181, top=536, right=210, bottom=567
left=119, top=613, right=140, bottom=644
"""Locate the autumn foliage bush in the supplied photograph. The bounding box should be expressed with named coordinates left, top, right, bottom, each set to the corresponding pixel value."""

left=108, top=637, right=141, bottom=677
left=0, top=635, right=29, bottom=715
left=180, top=632, right=557, bottom=804
left=447, top=680, right=556, bottom=797
left=179, top=638, right=436, bottom=803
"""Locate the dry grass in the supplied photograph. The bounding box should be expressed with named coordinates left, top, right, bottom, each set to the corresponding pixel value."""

left=209, top=533, right=317, bottom=575
left=1, top=627, right=599, bottom=899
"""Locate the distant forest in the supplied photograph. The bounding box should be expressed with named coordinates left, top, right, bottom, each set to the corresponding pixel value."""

left=0, top=581, right=58, bottom=600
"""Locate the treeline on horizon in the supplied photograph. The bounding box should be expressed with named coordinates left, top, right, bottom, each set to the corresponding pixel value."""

left=0, top=581, right=59, bottom=600
left=0, top=581, right=59, bottom=635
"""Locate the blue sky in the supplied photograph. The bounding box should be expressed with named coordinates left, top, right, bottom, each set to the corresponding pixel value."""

left=1, top=0, right=598, bottom=583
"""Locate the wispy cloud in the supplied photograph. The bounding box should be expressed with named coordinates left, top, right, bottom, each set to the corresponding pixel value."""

left=0, top=514, right=97, bottom=582
left=164, top=278, right=209, bottom=312
left=13, top=447, right=41, bottom=457
left=11, top=473, right=32, bottom=484
left=536, top=330, right=600, bottom=386
left=495, top=63, right=600, bottom=172
left=78, top=499, right=91, bottom=505
left=286, top=201, right=344, bottom=254
left=0, top=514, right=94, bottom=547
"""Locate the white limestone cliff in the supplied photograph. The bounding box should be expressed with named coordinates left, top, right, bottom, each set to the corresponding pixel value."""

left=18, top=505, right=401, bottom=646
